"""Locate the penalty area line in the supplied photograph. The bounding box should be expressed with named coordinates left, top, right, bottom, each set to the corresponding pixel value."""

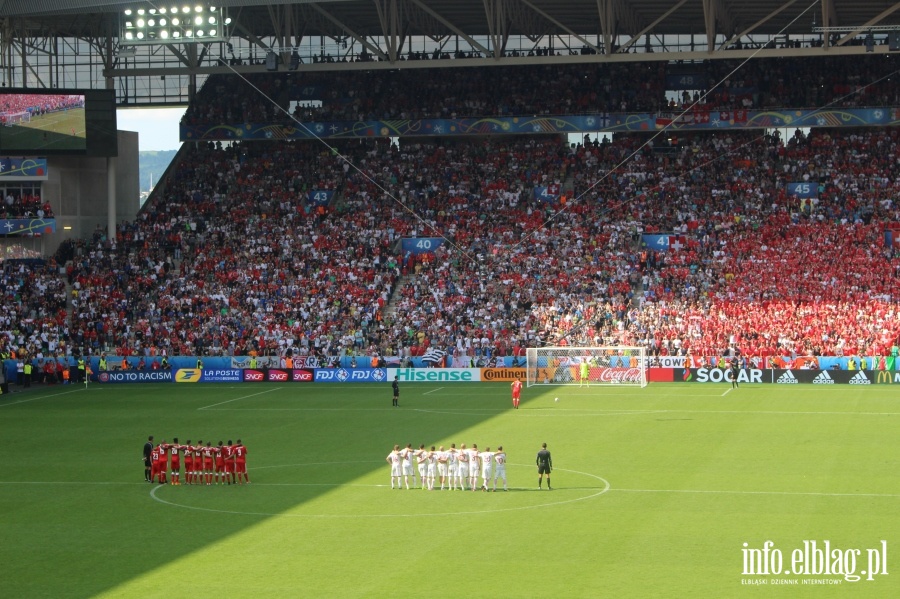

left=197, top=387, right=283, bottom=410
left=422, top=387, right=444, bottom=395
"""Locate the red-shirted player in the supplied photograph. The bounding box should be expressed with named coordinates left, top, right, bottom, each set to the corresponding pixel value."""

left=222, top=440, right=236, bottom=485
left=511, top=375, right=523, bottom=409
left=183, top=439, right=195, bottom=485
left=155, top=441, right=169, bottom=484
left=169, top=437, right=183, bottom=486
left=233, top=439, right=249, bottom=485
left=214, top=441, right=227, bottom=484
left=149, top=444, right=162, bottom=484
left=202, top=442, right=216, bottom=485
left=191, top=440, right=204, bottom=485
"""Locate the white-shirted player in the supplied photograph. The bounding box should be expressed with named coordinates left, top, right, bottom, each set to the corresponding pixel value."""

left=386, top=445, right=402, bottom=489
left=415, top=444, right=428, bottom=490
left=467, top=444, right=480, bottom=491
left=447, top=444, right=460, bottom=490
left=493, top=445, right=508, bottom=491
left=478, top=446, right=495, bottom=491
left=400, top=443, right=415, bottom=490
left=457, top=443, right=470, bottom=490
left=436, top=445, right=449, bottom=490
left=425, top=445, right=437, bottom=490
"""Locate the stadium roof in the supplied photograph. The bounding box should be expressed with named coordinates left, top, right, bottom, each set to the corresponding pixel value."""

left=3, top=1, right=899, bottom=42
left=3, top=1, right=899, bottom=104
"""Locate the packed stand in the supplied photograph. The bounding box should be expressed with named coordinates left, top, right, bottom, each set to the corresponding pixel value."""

left=60, top=140, right=399, bottom=359
left=1, top=191, right=53, bottom=219
left=182, top=55, right=900, bottom=129
left=4, top=127, right=900, bottom=367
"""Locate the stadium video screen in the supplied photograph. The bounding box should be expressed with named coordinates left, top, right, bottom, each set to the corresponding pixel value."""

left=0, top=89, right=117, bottom=156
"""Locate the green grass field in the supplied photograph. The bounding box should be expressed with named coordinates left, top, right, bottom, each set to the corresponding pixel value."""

left=1, top=381, right=898, bottom=598
left=2, top=108, right=85, bottom=150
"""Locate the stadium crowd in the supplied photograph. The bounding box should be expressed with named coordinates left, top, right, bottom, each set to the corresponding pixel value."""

left=1, top=191, right=53, bottom=219
left=182, top=55, right=900, bottom=128
left=4, top=87, right=900, bottom=369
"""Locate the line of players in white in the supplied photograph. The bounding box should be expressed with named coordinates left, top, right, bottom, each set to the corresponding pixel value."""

left=386, top=443, right=507, bottom=491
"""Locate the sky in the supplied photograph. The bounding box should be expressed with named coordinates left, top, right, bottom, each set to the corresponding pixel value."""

left=116, top=106, right=186, bottom=152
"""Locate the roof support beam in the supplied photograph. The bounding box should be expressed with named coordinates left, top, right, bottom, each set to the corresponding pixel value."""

left=702, top=0, right=717, bottom=51
left=520, top=0, right=600, bottom=54
left=835, top=3, right=900, bottom=47
left=374, top=0, right=402, bottom=63
left=718, top=0, right=799, bottom=51
left=820, top=0, right=837, bottom=49
left=483, top=0, right=509, bottom=59
left=617, top=0, right=688, bottom=54
left=597, top=0, right=615, bottom=55
left=308, top=2, right=387, bottom=61
left=407, top=0, right=490, bottom=57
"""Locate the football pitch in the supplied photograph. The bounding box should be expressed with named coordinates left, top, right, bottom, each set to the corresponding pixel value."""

left=1, top=381, right=897, bottom=598
left=1, top=108, right=85, bottom=150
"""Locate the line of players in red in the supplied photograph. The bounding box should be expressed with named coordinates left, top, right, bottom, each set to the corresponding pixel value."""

left=148, top=438, right=250, bottom=485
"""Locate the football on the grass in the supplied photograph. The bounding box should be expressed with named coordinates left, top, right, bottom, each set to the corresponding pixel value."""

left=554, top=397, right=559, bottom=402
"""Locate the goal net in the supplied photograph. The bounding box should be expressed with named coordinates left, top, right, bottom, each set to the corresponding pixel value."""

left=525, top=346, right=647, bottom=388
left=1, top=111, right=31, bottom=127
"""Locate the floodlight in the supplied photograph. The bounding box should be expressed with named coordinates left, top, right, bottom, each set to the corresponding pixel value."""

left=120, top=3, right=228, bottom=44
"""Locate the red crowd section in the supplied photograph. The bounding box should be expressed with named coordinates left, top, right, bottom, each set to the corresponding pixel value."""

left=2, top=127, right=900, bottom=363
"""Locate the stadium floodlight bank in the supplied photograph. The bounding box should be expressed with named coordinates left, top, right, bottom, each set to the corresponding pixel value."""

left=526, top=346, right=648, bottom=388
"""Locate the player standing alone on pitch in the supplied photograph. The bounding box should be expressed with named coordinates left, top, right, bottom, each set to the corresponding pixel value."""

left=536, top=442, right=552, bottom=490
left=511, top=375, right=522, bottom=409
left=143, top=435, right=154, bottom=482
left=392, top=376, right=399, bottom=407
left=580, top=358, right=590, bottom=387
left=730, top=357, right=740, bottom=389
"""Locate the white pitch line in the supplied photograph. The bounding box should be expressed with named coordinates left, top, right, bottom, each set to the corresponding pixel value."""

left=611, top=488, right=900, bottom=498
left=0, top=387, right=86, bottom=407
left=148, top=465, right=611, bottom=518
left=197, top=406, right=900, bottom=417
left=422, top=387, right=445, bottom=395
left=721, top=388, right=732, bottom=397
left=197, top=387, right=283, bottom=410
left=0, top=481, right=151, bottom=486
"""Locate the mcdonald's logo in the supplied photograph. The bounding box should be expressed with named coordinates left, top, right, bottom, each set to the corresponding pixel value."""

left=876, top=371, right=899, bottom=384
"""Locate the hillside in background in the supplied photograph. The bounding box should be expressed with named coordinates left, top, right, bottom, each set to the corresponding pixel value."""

left=139, top=149, right=178, bottom=196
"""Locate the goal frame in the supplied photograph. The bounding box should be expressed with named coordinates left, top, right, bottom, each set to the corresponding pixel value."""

left=1, top=111, right=30, bottom=127
left=525, top=346, right=648, bottom=388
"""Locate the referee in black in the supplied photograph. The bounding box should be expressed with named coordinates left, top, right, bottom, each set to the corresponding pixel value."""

left=143, top=435, right=154, bottom=482
left=391, top=376, right=399, bottom=407
left=536, top=442, right=552, bottom=490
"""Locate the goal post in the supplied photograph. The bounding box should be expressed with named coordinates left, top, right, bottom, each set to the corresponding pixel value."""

left=525, top=346, right=648, bottom=388
left=1, top=111, right=31, bottom=127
